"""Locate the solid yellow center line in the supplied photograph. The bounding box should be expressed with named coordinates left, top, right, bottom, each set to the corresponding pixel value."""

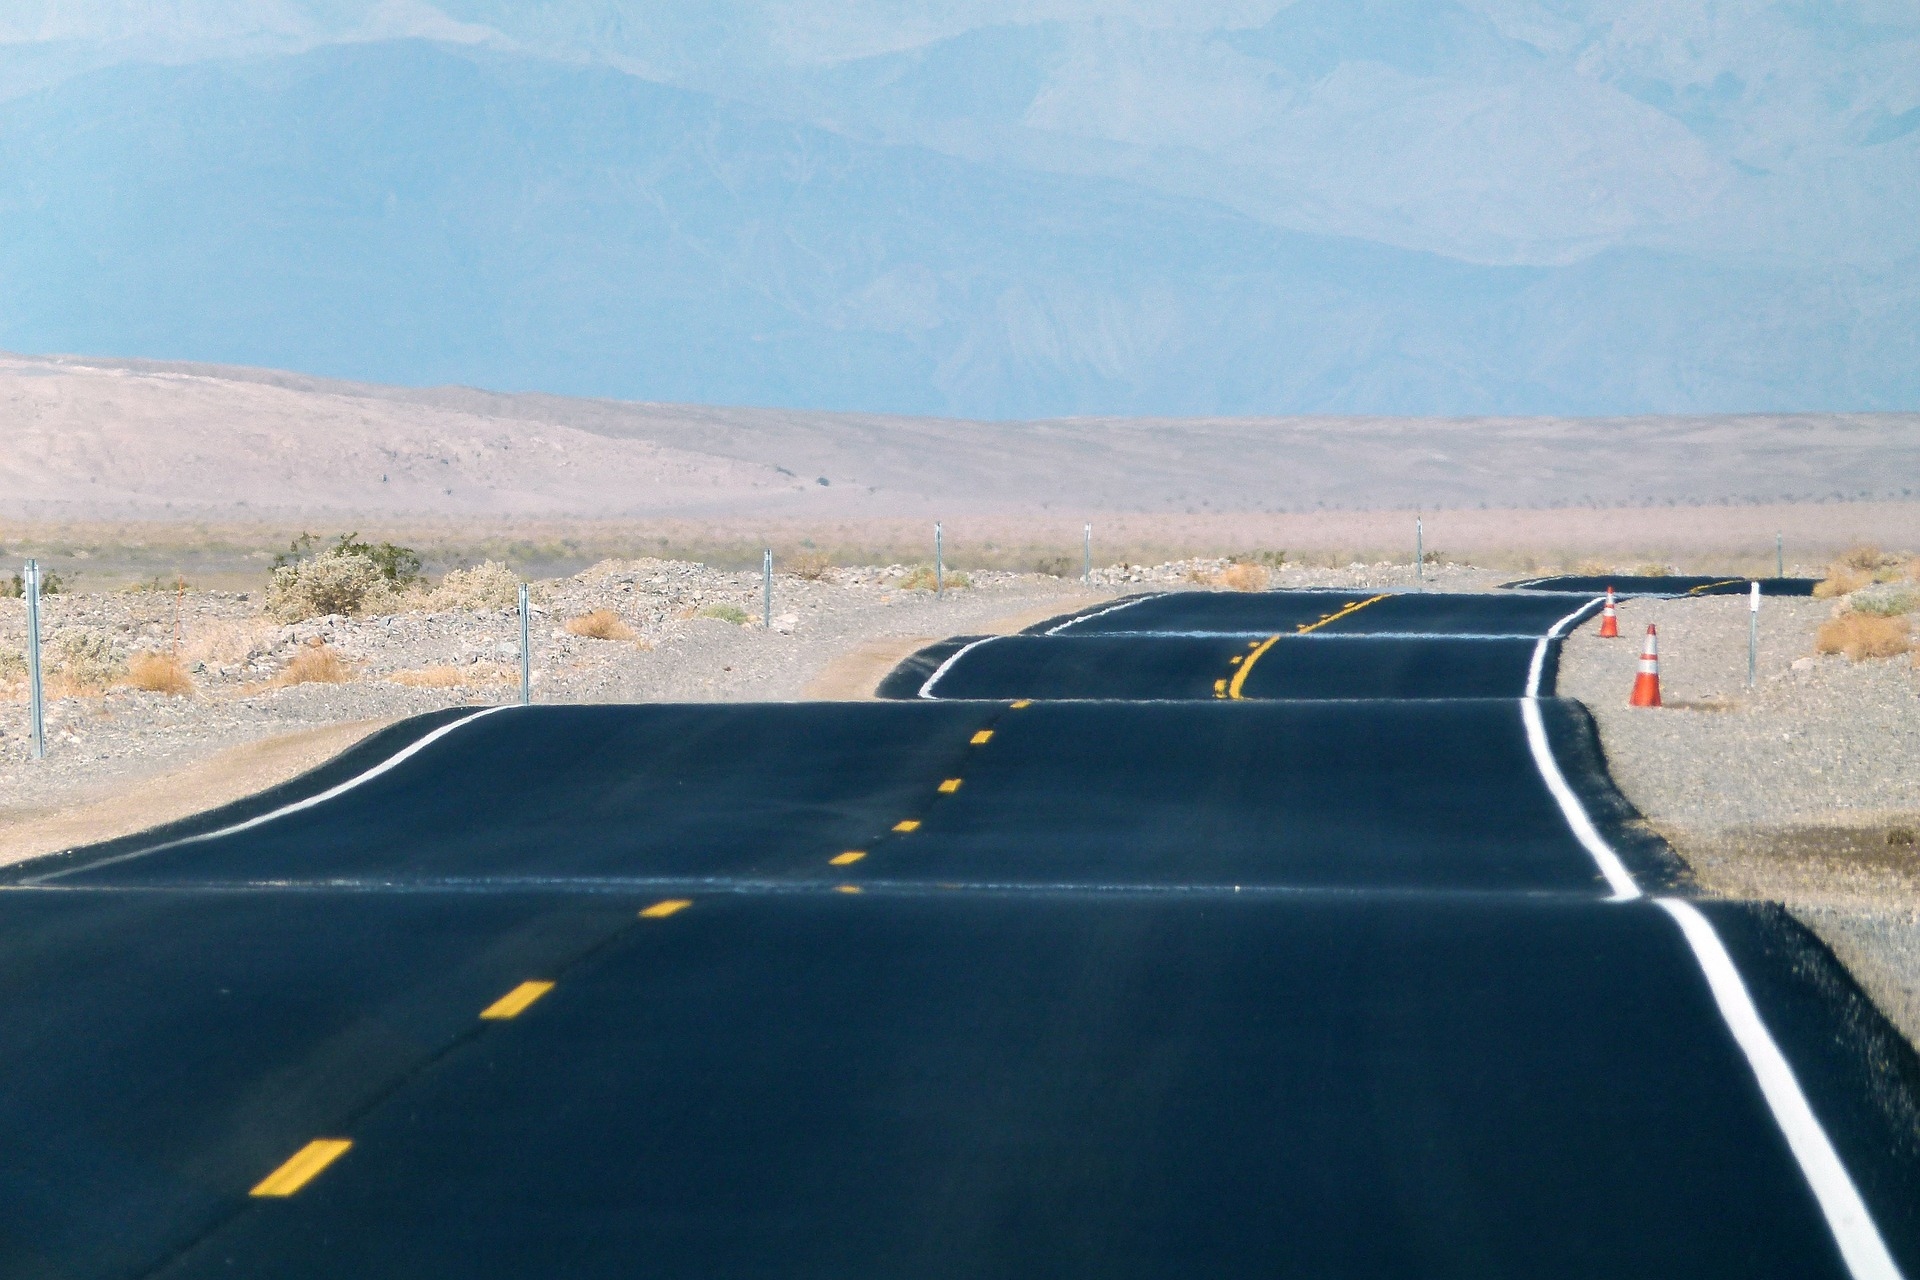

left=938, top=778, right=963, bottom=793
left=640, top=898, right=692, bottom=918
left=1010, top=699, right=1031, bottom=709
left=1227, top=635, right=1281, bottom=698
left=970, top=730, right=993, bottom=745
left=480, top=980, right=554, bottom=1020
left=830, top=850, right=866, bottom=866
left=250, top=1139, right=352, bottom=1198
left=893, top=819, right=921, bottom=833
left=1688, top=579, right=1744, bottom=595
left=835, top=884, right=863, bottom=894
left=1295, top=593, right=1390, bottom=635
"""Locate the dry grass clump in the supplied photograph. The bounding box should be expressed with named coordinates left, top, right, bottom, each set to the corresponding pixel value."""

left=273, top=643, right=352, bottom=687
left=389, top=662, right=518, bottom=688
left=564, top=609, right=637, bottom=641
left=1814, top=545, right=1917, bottom=598
left=897, top=565, right=970, bottom=590
left=123, top=651, right=194, bottom=696
left=183, top=618, right=277, bottom=666
left=1632, top=563, right=1672, bottom=577
left=1218, top=562, right=1270, bottom=591
left=1815, top=612, right=1911, bottom=661
left=697, top=603, right=752, bottom=624
left=1573, top=558, right=1614, bottom=576
left=789, top=550, right=833, bottom=581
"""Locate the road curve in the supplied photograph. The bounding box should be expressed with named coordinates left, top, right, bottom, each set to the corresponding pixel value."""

left=0, top=587, right=1914, bottom=1280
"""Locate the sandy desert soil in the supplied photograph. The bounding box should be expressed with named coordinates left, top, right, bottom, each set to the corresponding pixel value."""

left=1560, top=595, right=1920, bottom=1050
left=4, top=352, right=1915, bottom=527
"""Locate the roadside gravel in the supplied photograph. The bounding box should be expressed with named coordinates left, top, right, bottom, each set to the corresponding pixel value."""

left=1559, top=591, right=1920, bottom=1050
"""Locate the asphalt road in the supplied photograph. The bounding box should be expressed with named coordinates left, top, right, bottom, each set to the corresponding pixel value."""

left=2, top=588, right=1915, bottom=1279
left=1505, top=573, right=1822, bottom=597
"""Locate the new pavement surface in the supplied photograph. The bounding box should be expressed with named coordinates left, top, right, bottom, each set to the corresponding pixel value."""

left=3, top=588, right=1916, bottom=1279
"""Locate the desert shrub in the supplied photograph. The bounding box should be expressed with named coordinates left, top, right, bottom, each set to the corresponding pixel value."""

left=1814, top=612, right=1911, bottom=661
left=1031, top=555, right=1077, bottom=578
left=1813, top=567, right=1872, bottom=599
left=1243, top=550, right=1289, bottom=569
left=125, top=652, right=194, bottom=696
left=565, top=609, right=637, bottom=641
left=51, top=629, right=124, bottom=689
left=0, top=648, right=25, bottom=691
left=266, top=551, right=400, bottom=622
left=389, top=663, right=517, bottom=688
left=1219, top=562, right=1270, bottom=592
left=1840, top=544, right=1887, bottom=571
left=4, top=569, right=67, bottom=598
left=274, top=643, right=352, bottom=686
left=275, top=532, right=422, bottom=586
left=1573, top=558, right=1613, bottom=576
left=427, top=561, right=521, bottom=611
left=698, top=603, right=751, bottom=625
left=1849, top=584, right=1919, bottom=617
left=898, top=565, right=969, bottom=590
left=789, top=550, right=833, bottom=581
left=1633, top=564, right=1671, bottom=577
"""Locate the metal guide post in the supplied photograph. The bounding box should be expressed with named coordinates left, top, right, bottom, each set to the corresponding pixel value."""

left=763, top=548, right=773, bottom=628
left=1083, top=523, right=1092, bottom=582
left=1749, top=581, right=1760, bottom=688
left=25, top=560, right=45, bottom=760
left=1416, top=518, right=1424, bottom=582
left=1776, top=533, right=1784, bottom=578
left=518, top=582, right=532, bottom=707
left=935, top=523, right=944, bottom=596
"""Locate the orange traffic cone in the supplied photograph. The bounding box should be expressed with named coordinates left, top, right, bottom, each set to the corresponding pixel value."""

left=1629, top=624, right=1661, bottom=707
left=1598, top=587, right=1619, bottom=638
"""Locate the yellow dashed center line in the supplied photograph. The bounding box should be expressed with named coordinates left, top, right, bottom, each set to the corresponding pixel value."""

left=893, top=819, right=921, bottom=833
left=640, top=898, right=692, bottom=918
left=835, top=884, right=863, bottom=894
left=1227, top=635, right=1281, bottom=698
left=250, top=1139, right=352, bottom=1198
left=1010, top=699, right=1031, bottom=709
left=480, top=980, right=554, bottom=1021
left=938, top=778, right=963, bottom=793
left=830, top=850, right=866, bottom=866
left=970, top=729, right=994, bottom=745
left=1295, top=593, right=1390, bottom=635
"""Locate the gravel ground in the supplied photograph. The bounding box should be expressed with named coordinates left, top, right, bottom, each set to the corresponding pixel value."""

left=1559, top=591, right=1920, bottom=1049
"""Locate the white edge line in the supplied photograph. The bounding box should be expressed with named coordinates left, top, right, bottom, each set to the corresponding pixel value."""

left=27, top=705, right=514, bottom=883
left=1655, top=899, right=1904, bottom=1280
left=1519, top=699, right=1640, bottom=900
left=1043, top=595, right=1155, bottom=636
left=918, top=636, right=998, bottom=699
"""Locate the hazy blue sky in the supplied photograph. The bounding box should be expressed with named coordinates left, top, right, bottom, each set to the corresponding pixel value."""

left=1, top=1, right=1915, bottom=416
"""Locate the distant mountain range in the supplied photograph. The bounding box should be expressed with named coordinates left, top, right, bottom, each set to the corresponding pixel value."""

left=0, top=3, right=1914, bottom=417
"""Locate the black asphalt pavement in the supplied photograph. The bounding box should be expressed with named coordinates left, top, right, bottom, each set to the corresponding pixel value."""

left=2, top=585, right=1915, bottom=1280
left=1505, top=573, right=1821, bottom=597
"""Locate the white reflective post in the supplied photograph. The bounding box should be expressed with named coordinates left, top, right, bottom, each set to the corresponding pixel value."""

left=1416, top=517, right=1424, bottom=582
left=935, top=522, right=944, bottom=596
left=518, top=582, right=532, bottom=706
left=763, top=548, right=773, bottom=628
left=25, top=560, right=45, bottom=760
left=1083, top=523, right=1092, bottom=582
left=1749, top=581, right=1760, bottom=688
